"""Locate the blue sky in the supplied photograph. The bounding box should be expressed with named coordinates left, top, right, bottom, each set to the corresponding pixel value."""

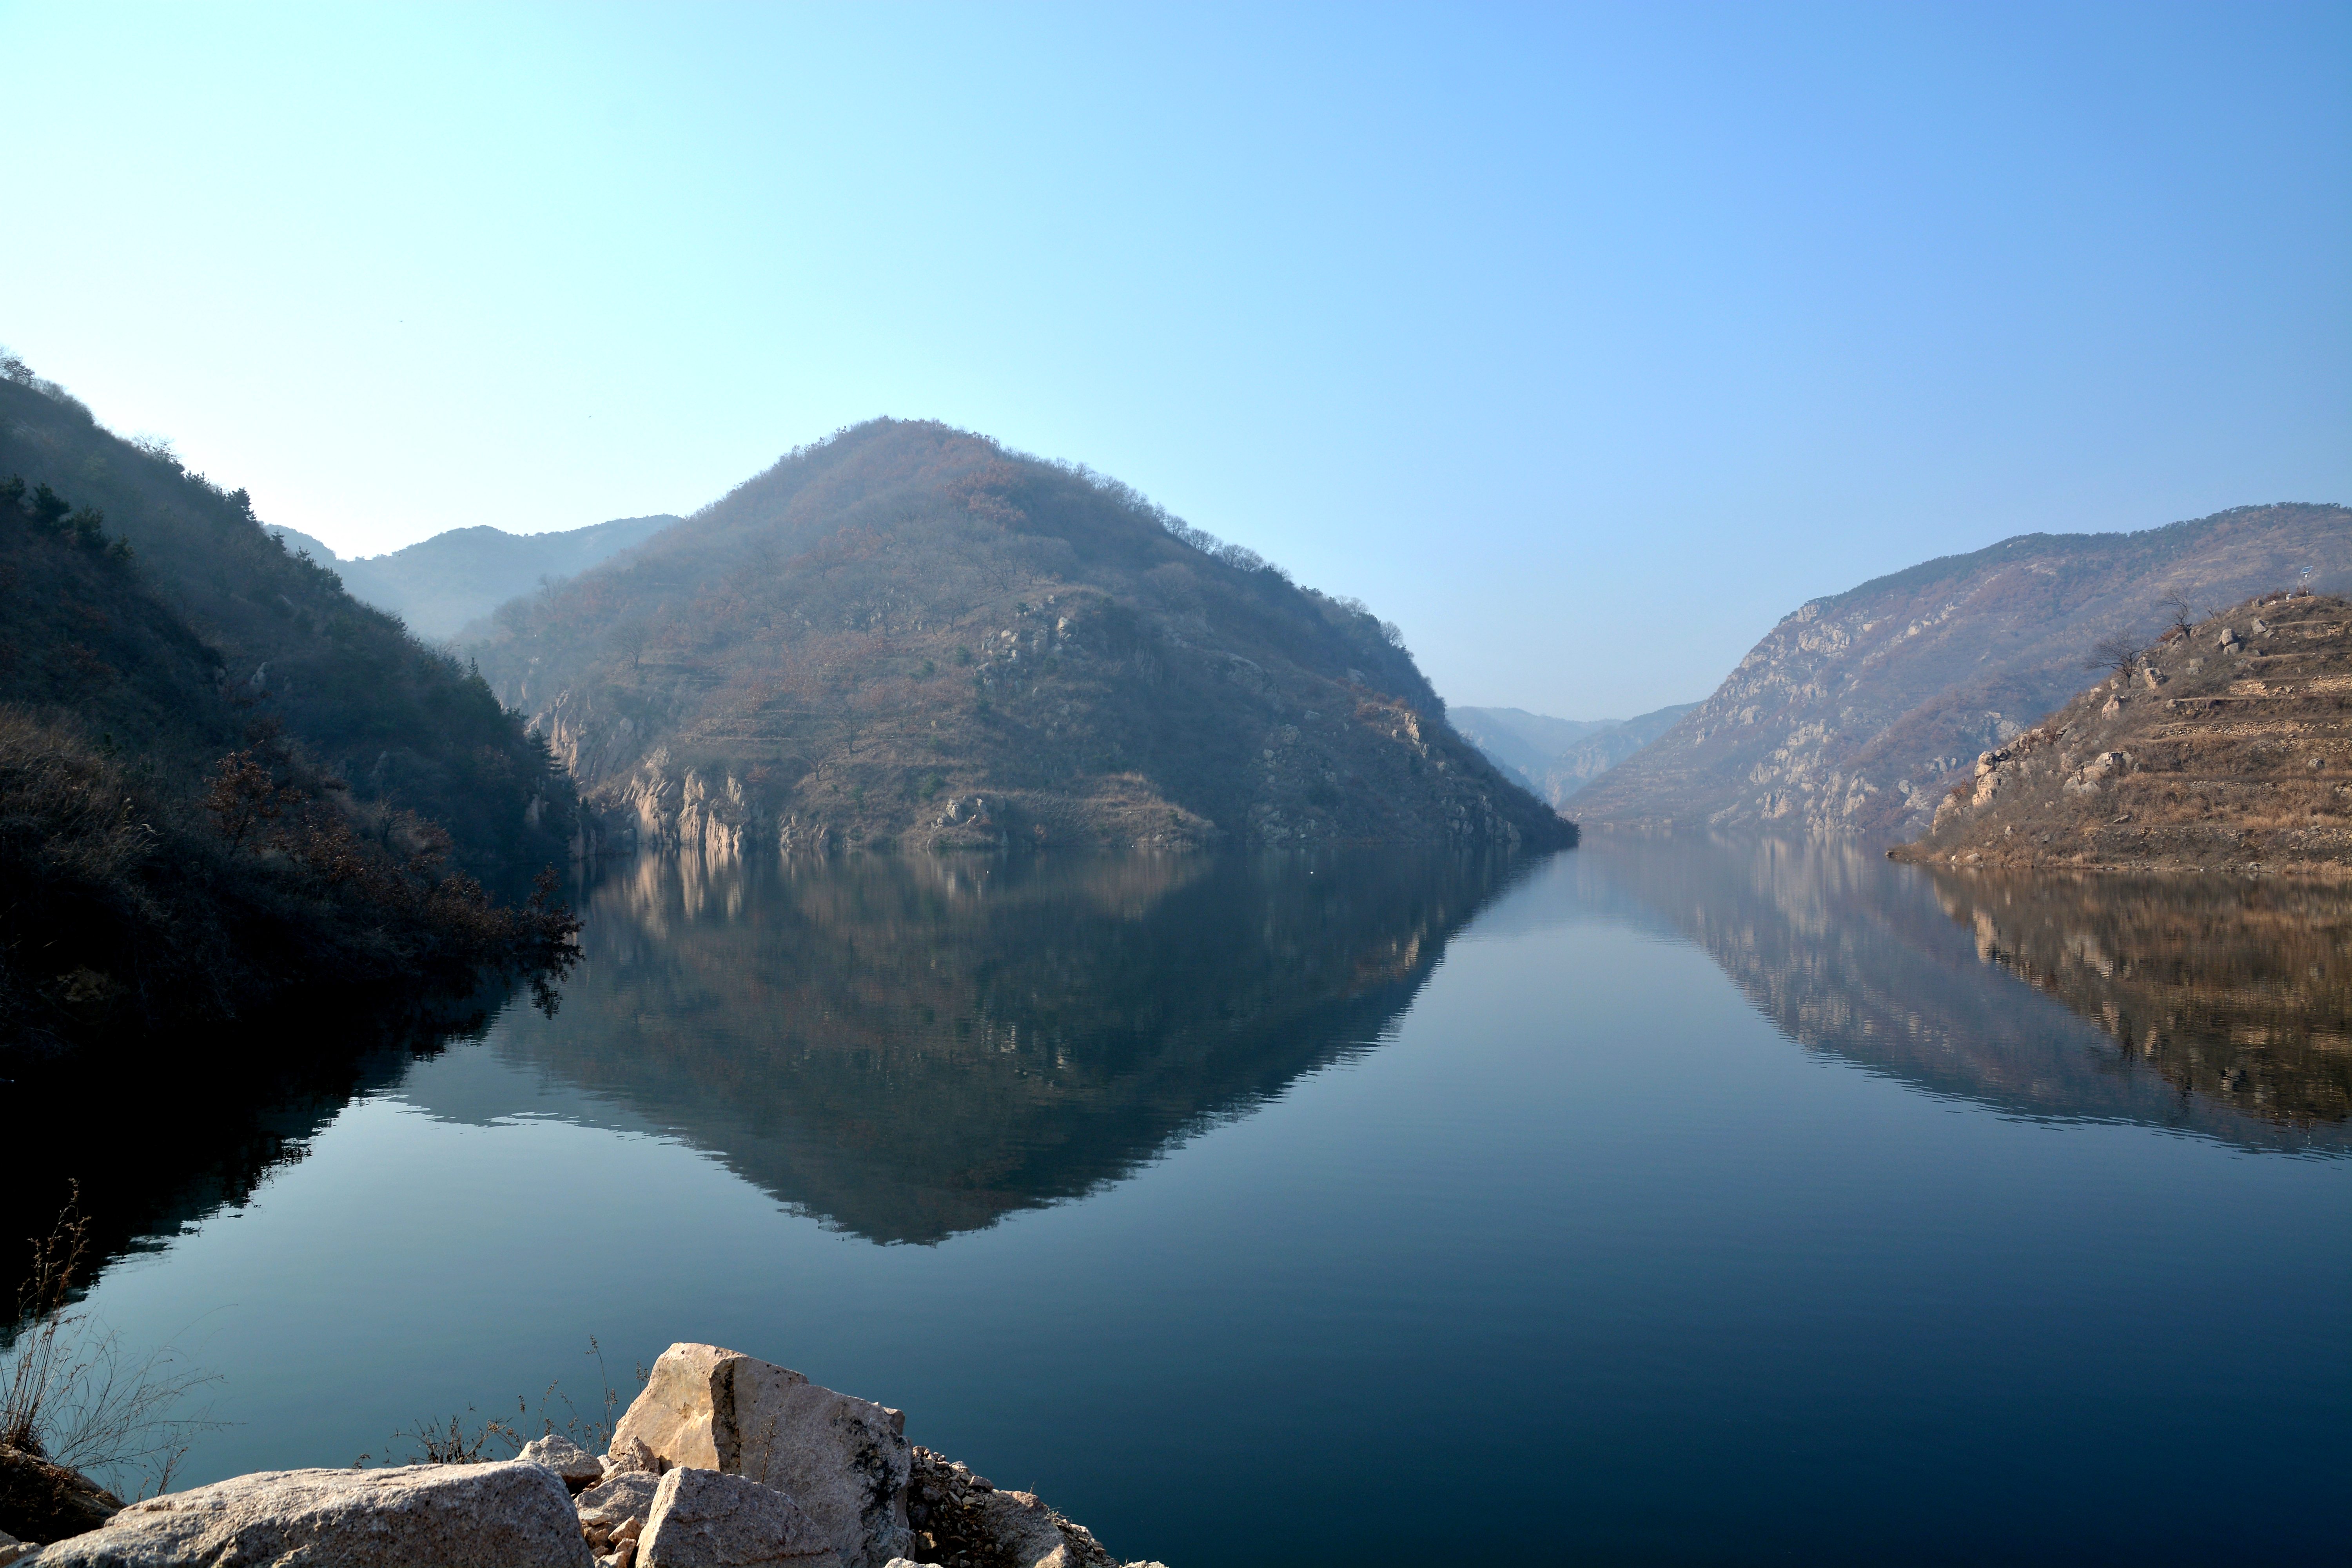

left=2, top=2, right=2344, bottom=715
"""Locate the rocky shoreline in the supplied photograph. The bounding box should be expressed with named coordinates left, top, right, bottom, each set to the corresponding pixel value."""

left=0, top=1343, right=1162, bottom=1568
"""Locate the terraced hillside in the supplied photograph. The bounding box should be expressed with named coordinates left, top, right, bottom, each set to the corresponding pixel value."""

left=1895, top=593, right=2351, bottom=872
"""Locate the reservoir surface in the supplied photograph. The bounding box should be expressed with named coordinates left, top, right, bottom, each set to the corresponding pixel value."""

left=19, top=838, right=2349, bottom=1566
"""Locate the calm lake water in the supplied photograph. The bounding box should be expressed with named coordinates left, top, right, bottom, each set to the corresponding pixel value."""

left=20, top=838, right=2351, bottom=1565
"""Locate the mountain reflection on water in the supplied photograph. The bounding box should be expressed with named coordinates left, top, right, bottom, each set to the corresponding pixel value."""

left=1925, top=869, right=2352, bottom=1127
left=1586, top=834, right=2350, bottom=1150
left=14, top=837, right=2346, bottom=1320
left=441, top=849, right=1521, bottom=1243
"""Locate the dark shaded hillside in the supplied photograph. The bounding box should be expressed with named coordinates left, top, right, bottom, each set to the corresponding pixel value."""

left=0, top=364, right=578, bottom=1056
left=269, top=513, right=679, bottom=640
left=1573, top=504, right=2352, bottom=842
left=0, top=368, right=574, bottom=873
left=470, top=419, right=1570, bottom=853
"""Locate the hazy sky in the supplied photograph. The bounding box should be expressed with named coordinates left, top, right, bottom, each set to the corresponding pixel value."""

left=3, top=2, right=2345, bottom=716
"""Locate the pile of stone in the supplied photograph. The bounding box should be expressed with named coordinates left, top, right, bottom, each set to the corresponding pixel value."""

left=13, top=1343, right=1163, bottom=1568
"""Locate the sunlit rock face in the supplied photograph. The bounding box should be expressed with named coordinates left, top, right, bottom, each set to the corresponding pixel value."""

left=613, top=1344, right=911, bottom=1568
left=1573, top=504, right=2352, bottom=844
left=1899, top=593, right=2352, bottom=873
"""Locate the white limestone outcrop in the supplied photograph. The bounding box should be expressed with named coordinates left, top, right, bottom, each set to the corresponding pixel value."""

left=613, top=1344, right=911, bottom=1568
left=637, top=1468, right=834, bottom=1568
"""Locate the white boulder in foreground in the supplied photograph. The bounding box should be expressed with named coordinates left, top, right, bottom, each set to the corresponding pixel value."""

left=614, top=1343, right=909, bottom=1568
left=604, top=1436, right=662, bottom=1476
left=637, top=1468, right=833, bottom=1568
left=520, top=1435, right=609, bottom=1492
left=32, top=1462, right=593, bottom=1568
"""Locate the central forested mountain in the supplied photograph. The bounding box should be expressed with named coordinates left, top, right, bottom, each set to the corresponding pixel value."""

left=468, top=419, right=1569, bottom=853
left=269, top=514, right=678, bottom=639
left=1572, top=504, right=2352, bottom=842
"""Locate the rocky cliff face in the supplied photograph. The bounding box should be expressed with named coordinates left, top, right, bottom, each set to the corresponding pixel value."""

left=1896, top=592, right=2352, bottom=873
left=470, top=420, right=1570, bottom=855
left=1571, top=504, right=2352, bottom=843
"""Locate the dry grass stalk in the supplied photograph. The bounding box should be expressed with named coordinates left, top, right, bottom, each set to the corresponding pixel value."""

left=358, top=1338, right=646, bottom=1468
left=0, top=1183, right=223, bottom=1499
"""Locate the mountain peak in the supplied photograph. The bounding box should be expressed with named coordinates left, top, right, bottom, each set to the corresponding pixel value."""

left=470, top=430, right=1569, bottom=854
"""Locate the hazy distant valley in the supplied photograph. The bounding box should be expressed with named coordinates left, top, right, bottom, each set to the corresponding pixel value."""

left=269, top=513, right=678, bottom=640
left=1450, top=702, right=1700, bottom=806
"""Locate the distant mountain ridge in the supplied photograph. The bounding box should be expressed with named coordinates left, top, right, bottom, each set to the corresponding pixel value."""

left=269, top=514, right=678, bottom=639
left=1449, top=707, right=1619, bottom=771
left=1572, top=503, right=2352, bottom=842
left=467, top=418, right=1571, bottom=854
left=1452, top=702, right=1699, bottom=806
left=1448, top=708, right=1615, bottom=780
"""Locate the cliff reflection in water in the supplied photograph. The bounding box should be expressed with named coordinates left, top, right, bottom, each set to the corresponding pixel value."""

left=1586, top=834, right=2350, bottom=1151
left=1923, top=871, right=2352, bottom=1128
left=24, top=837, right=2340, bottom=1325
left=467, top=850, right=1520, bottom=1243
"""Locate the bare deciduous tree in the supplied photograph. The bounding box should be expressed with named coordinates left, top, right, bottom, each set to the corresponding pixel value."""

left=2158, top=590, right=2199, bottom=637
left=2083, top=633, right=2147, bottom=681
left=608, top=620, right=651, bottom=671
